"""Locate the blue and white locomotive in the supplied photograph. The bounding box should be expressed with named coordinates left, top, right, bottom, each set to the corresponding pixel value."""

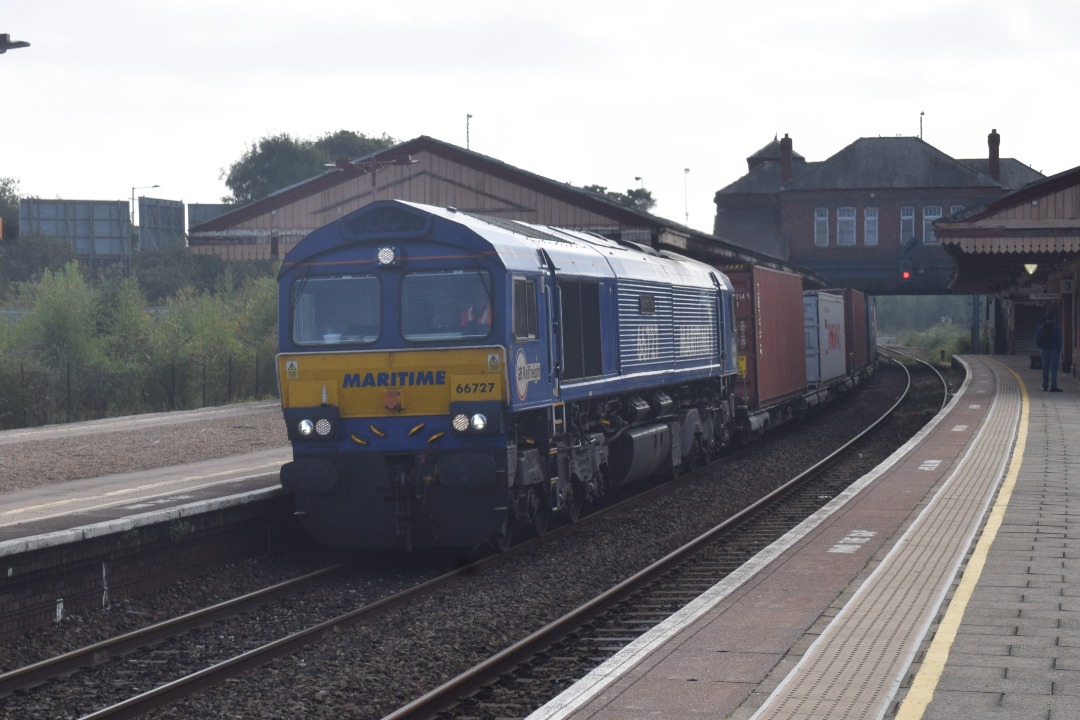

left=277, top=200, right=740, bottom=550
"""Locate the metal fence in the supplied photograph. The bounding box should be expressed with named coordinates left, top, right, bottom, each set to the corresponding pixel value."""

left=0, top=352, right=279, bottom=429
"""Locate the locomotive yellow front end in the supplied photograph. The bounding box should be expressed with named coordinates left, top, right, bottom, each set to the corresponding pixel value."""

left=278, top=347, right=510, bottom=549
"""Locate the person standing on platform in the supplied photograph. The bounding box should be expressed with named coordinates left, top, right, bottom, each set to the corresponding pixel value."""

left=1035, top=311, right=1064, bottom=392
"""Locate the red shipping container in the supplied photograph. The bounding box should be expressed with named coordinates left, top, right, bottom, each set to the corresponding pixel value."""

left=723, top=264, right=807, bottom=412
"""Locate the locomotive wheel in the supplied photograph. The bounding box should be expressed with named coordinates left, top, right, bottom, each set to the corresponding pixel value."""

left=529, top=489, right=550, bottom=537
left=491, top=514, right=512, bottom=553
left=565, top=480, right=583, bottom=523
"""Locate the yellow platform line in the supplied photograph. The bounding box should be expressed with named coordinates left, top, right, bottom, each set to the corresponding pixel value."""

left=895, top=364, right=1028, bottom=719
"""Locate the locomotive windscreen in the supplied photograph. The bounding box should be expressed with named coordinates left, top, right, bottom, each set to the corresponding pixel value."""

left=402, top=269, right=493, bottom=341
left=291, top=275, right=380, bottom=345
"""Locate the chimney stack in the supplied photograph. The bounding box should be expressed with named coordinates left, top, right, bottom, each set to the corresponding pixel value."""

left=780, top=134, right=793, bottom=184
left=988, top=128, right=1000, bottom=181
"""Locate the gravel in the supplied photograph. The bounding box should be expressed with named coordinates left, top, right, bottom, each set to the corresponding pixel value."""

left=0, top=403, right=287, bottom=491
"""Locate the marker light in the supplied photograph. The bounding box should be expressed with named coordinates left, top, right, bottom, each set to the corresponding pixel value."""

left=377, top=246, right=399, bottom=266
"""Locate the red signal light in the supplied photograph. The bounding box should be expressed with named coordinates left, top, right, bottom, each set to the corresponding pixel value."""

left=901, top=269, right=911, bottom=280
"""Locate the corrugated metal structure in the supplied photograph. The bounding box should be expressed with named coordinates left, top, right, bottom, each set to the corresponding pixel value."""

left=19, top=198, right=131, bottom=269
left=187, top=203, right=230, bottom=229
left=137, top=197, right=185, bottom=251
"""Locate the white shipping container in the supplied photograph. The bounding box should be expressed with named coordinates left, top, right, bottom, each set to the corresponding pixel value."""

left=804, top=292, right=847, bottom=387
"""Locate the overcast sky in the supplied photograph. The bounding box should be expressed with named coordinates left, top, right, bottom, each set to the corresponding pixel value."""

left=4, top=1, right=1078, bottom=234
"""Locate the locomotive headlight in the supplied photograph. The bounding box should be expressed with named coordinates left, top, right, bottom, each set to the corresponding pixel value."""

left=470, top=413, right=487, bottom=431
left=286, top=408, right=340, bottom=442
left=451, top=413, right=470, bottom=432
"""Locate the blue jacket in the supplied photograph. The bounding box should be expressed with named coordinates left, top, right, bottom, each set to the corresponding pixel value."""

left=1036, top=320, right=1063, bottom=353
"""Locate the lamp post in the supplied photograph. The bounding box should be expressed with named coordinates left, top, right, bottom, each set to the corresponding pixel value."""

left=0, top=34, right=30, bottom=54
left=684, top=168, right=690, bottom=225
left=131, top=184, right=159, bottom=227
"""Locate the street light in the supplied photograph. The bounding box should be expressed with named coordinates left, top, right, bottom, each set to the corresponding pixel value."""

left=0, top=34, right=30, bottom=54
left=131, top=184, right=160, bottom=226
left=684, top=168, right=690, bottom=225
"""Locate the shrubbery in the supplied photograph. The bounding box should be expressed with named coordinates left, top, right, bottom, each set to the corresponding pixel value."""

left=0, top=261, right=279, bottom=428
left=899, top=321, right=970, bottom=364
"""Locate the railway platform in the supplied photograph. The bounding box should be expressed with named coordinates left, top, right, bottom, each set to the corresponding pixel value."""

left=529, top=353, right=1080, bottom=720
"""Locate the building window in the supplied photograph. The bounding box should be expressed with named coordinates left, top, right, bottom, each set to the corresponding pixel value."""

left=814, top=208, right=829, bottom=246
left=864, top=207, right=878, bottom=246
left=837, top=207, right=856, bottom=246
left=950, top=204, right=964, bottom=216
left=923, top=205, right=942, bottom=244
left=901, top=206, right=915, bottom=245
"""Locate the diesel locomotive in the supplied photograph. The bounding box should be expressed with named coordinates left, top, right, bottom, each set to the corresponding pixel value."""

left=276, top=200, right=744, bottom=550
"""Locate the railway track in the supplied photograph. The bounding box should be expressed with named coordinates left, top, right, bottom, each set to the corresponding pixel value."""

left=0, top=358, right=946, bottom=719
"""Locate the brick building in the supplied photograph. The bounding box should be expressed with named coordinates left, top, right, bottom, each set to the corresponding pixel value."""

left=714, top=130, right=1044, bottom=295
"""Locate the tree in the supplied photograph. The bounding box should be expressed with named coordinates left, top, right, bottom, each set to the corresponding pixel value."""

left=12, top=262, right=102, bottom=372
left=0, top=233, right=77, bottom=299
left=220, top=130, right=396, bottom=206
left=0, top=176, right=21, bottom=242
left=131, top=243, right=277, bottom=303
left=314, top=130, right=395, bottom=163
left=583, top=184, right=657, bottom=213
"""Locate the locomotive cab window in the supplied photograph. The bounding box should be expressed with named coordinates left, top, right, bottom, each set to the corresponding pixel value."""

left=513, top=277, right=538, bottom=340
left=291, top=275, right=380, bottom=345
left=402, top=269, right=492, bottom=341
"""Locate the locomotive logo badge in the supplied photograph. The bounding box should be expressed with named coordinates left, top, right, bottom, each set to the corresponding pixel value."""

left=383, top=388, right=403, bottom=412
left=514, top=348, right=541, bottom=401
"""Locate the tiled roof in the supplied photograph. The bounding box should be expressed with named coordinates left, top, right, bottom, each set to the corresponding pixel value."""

left=747, top=137, right=805, bottom=164
left=957, top=158, right=1045, bottom=191
left=783, top=137, right=999, bottom=190
left=717, top=159, right=818, bottom=194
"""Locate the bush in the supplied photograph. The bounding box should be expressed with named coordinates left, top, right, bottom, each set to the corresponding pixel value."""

left=900, top=321, right=970, bottom=364
left=0, top=260, right=280, bottom=428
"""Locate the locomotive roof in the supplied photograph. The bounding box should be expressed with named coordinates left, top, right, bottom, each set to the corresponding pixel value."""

left=284, top=200, right=732, bottom=291
left=407, top=201, right=732, bottom=290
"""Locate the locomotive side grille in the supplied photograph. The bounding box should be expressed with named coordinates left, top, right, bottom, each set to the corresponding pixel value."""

left=617, top=281, right=719, bottom=372
left=617, top=280, right=674, bottom=371
left=671, top=286, right=719, bottom=363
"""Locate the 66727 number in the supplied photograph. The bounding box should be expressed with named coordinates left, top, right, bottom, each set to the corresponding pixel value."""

left=455, top=382, right=495, bottom=394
